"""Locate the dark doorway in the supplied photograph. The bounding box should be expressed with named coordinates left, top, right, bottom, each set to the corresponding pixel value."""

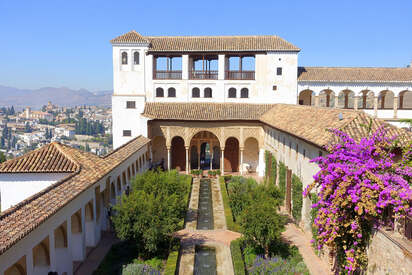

left=171, top=136, right=185, bottom=171
left=224, top=138, right=239, bottom=172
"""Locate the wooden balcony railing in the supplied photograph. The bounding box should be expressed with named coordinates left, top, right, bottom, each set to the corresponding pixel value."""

left=189, top=70, right=218, bottom=80
left=153, top=70, right=182, bottom=80
left=225, top=70, right=255, bottom=80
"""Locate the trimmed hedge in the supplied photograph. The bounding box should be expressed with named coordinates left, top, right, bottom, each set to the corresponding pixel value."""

left=278, top=162, right=286, bottom=200
left=291, top=174, right=303, bottom=221
left=219, top=177, right=240, bottom=232
left=230, top=239, right=246, bottom=275
left=164, top=238, right=181, bottom=275
left=264, top=151, right=277, bottom=185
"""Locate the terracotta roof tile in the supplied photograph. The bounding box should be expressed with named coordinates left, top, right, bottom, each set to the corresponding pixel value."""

left=142, top=102, right=275, bottom=121
left=298, top=66, right=412, bottom=83
left=0, top=136, right=150, bottom=255
left=111, top=31, right=300, bottom=52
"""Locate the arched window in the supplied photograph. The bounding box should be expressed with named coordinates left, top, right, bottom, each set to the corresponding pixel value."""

left=156, top=87, right=164, bottom=97
left=121, top=52, right=128, bottom=65
left=204, top=87, right=212, bottom=98
left=133, top=51, right=140, bottom=65
left=192, top=87, right=200, bottom=98
left=241, top=88, right=249, bottom=98
left=228, top=88, right=237, bottom=98
left=168, top=87, right=176, bottom=97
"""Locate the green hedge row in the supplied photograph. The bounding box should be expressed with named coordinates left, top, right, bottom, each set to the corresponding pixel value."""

left=264, top=150, right=277, bottom=185
left=219, top=176, right=240, bottom=232
left=163, top=238, right=181, bottom=275
left=230, top=239, right=246, bottom=275
left=278, top=162, right=286, bottom=200
left=291, top=174, right=303, bottom=221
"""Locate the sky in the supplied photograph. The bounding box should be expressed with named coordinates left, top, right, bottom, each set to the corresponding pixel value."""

left=0, top=0, right=411, bottom=91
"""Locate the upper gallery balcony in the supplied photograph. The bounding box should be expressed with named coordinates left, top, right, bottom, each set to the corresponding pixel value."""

left=189, top=55, right=218, bottom=80
left=153, top=56, right=182, bottom=80
left=225, top=55, right=255, bottom=80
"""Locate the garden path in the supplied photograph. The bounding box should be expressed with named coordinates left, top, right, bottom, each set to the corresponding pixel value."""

left=281, top=223, right=333, bottom=275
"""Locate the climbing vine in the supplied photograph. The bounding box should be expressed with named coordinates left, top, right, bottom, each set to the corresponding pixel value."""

left=291, top=174, right=303, bottom=221
left=304, top=128, right=412, bottom=273
left=278, top=162, right=286, bottom=199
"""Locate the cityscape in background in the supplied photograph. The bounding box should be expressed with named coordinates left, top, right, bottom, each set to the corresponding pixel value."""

left=0, top=101, right=112, bottom=161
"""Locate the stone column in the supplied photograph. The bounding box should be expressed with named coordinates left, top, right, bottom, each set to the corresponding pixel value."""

left=185, top=146, right=189, bottom=174
left=167, top=147, right=171, bottom=170
left=26, top=247, right=34, bottom=275
left=197, top=141, right=201, bottom=169
left=240, top=147, right=244, bottom=175
left=354, top=96, right=359, bottom=111
left=49, top=230, right=56, bottom=271
left=373, top=96, right=378, bottom=117
left=393, top=96, right=398, bottom=119
left=221, top=148, right=225, bottom=175
left=258, top=148, right=265, bottom=177
left=314, top=95, right=320, bottom=107
left=218, top=54, right=225, bottom=80
left=182, top=54, right=189, bottom=80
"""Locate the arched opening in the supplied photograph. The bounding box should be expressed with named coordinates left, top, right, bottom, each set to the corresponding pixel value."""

left=110, top=182, right=116, bottom=204
left=189, top=131, right=220, bottom=170
left=204, top=87, right=212, bottom=98
left=360, top=90, right=375, bottom=109
left=243, top=137, right=259, bottom=172
left=71, top=210, right=84, bottom=261
left=225, top=137, right=239, bottom=172
left=240, top=88, right=249, bottom=98
left=156, top=87, right=164, bottom=97
left=116, top=176, right=121, bottom=193
left=33, top=238, right=50, bottom=274
left=171, top=136, right=186, bottom=171
left=399, top=90, right=412, bottom=109
left=168, top=87, right=176, bottom=97
left=228, top=87, right=237, bottom=98
left=4, top=257, right=26, bottom=275
left=378, top=90, right=394, bottom=109
left=132, top=163, right=135, bottom=176
left=54, top=222, right=70, bottom=274
left=85, top=201, right=96, bottom=248
left=122, top=171, right=127, bottom=186
left=121, top=52, right=128, bottom=65
left=192, top=87, right=200, bottom=98
left=298, top=90, right=314, bottom=105
left=319, top=90, right=335, bottom=107
left=133, top=51, right=139, bottom=65
left=152, top=136, right=167, bottom=169
left=338, top=90, right=355, bottom=109
left=190, top=145, right=198, bottom=169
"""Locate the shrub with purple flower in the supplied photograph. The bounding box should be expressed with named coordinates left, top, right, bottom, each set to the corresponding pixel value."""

left=303, top=127, right=412, bottom=273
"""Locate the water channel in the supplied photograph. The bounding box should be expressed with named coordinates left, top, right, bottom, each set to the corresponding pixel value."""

left=194, top=246, right=217, bottom=275
left=196, top=179, right=214, bottom=230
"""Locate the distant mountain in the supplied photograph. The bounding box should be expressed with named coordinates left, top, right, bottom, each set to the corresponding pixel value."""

left=0, top=85, right=113, bottom=110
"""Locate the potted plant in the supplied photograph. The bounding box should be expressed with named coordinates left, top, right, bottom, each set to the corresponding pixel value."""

left=216, top=169, right=221, bottom=177
left=208, top=170, right=213, bottom=178
left=199, top=169, right=203, bottom=178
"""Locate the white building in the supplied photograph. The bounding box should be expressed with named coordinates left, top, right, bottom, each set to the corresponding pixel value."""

left=111, top=31, right=412, bottom=149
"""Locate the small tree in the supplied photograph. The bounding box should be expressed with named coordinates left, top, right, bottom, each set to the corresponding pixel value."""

left=240, top=200, right=285, bottom=257
left=0, top=151, right=6, bottom=163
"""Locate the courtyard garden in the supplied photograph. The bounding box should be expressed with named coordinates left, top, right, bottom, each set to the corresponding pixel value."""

left=94, top=170, right=191, bottom=275
left=220, top=175, right=310, bottom=275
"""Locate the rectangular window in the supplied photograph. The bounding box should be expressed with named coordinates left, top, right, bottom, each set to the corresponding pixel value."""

left=276, top=67, right=282, bottom=75
left=126, top=101, right=136, bottom=109
left=123, top=130, right=131, bottom=137
left=273, top=85, right=277, bottom=91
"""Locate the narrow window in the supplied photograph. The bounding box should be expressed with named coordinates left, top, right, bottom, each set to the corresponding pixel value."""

left=133, top=51, right=140, bottom=65
left=126, top=101, right=136, bottom=109
left=168, top=87, right=176, bottom=97
left=123, top=130, right=131, bottom=137
left=156, top=87, right=164, bottom=97
left=228, top=88, right=236, bottom=98
left=204, top=87, right=212, bottom=98
left=276, top=67, right=282, bottom=75
left=121, top=52, right=128, bottom=65
left=192, top=87, right=200, bottom=98
left=240, top=88, right=249, bottom=98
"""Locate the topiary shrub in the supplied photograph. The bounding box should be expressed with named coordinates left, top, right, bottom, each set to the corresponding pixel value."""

left=291, top=174, right=303, bottom=221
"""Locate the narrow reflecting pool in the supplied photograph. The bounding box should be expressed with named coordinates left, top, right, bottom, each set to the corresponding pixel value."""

left=197, top=179, right=214, bottom=230
left=194, top=246, right=217, bottom=275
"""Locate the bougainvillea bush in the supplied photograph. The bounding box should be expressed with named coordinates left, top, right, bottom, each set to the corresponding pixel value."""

left=304, top=127, right=412, bottom=274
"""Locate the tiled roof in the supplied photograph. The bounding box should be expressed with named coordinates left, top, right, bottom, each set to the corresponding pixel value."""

left=0, top=136, right=150, bottom=255
left=110, top=30, right=149, bottom=44
left=298, top=66, right=412, bottom=83
left=111, top=31, right=300, bottom=52
left=142, top=102, right=275, bottom=121
left=0, top=142, right=79, bottom=173
left=259, top=104, right=412, bottom=147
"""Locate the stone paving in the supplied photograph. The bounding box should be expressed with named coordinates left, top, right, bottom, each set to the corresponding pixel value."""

left=176, top=177, right=240, bottom=275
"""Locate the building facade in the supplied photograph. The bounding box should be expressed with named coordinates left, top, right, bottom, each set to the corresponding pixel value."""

left=111, top=31, right=412, bottom=149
